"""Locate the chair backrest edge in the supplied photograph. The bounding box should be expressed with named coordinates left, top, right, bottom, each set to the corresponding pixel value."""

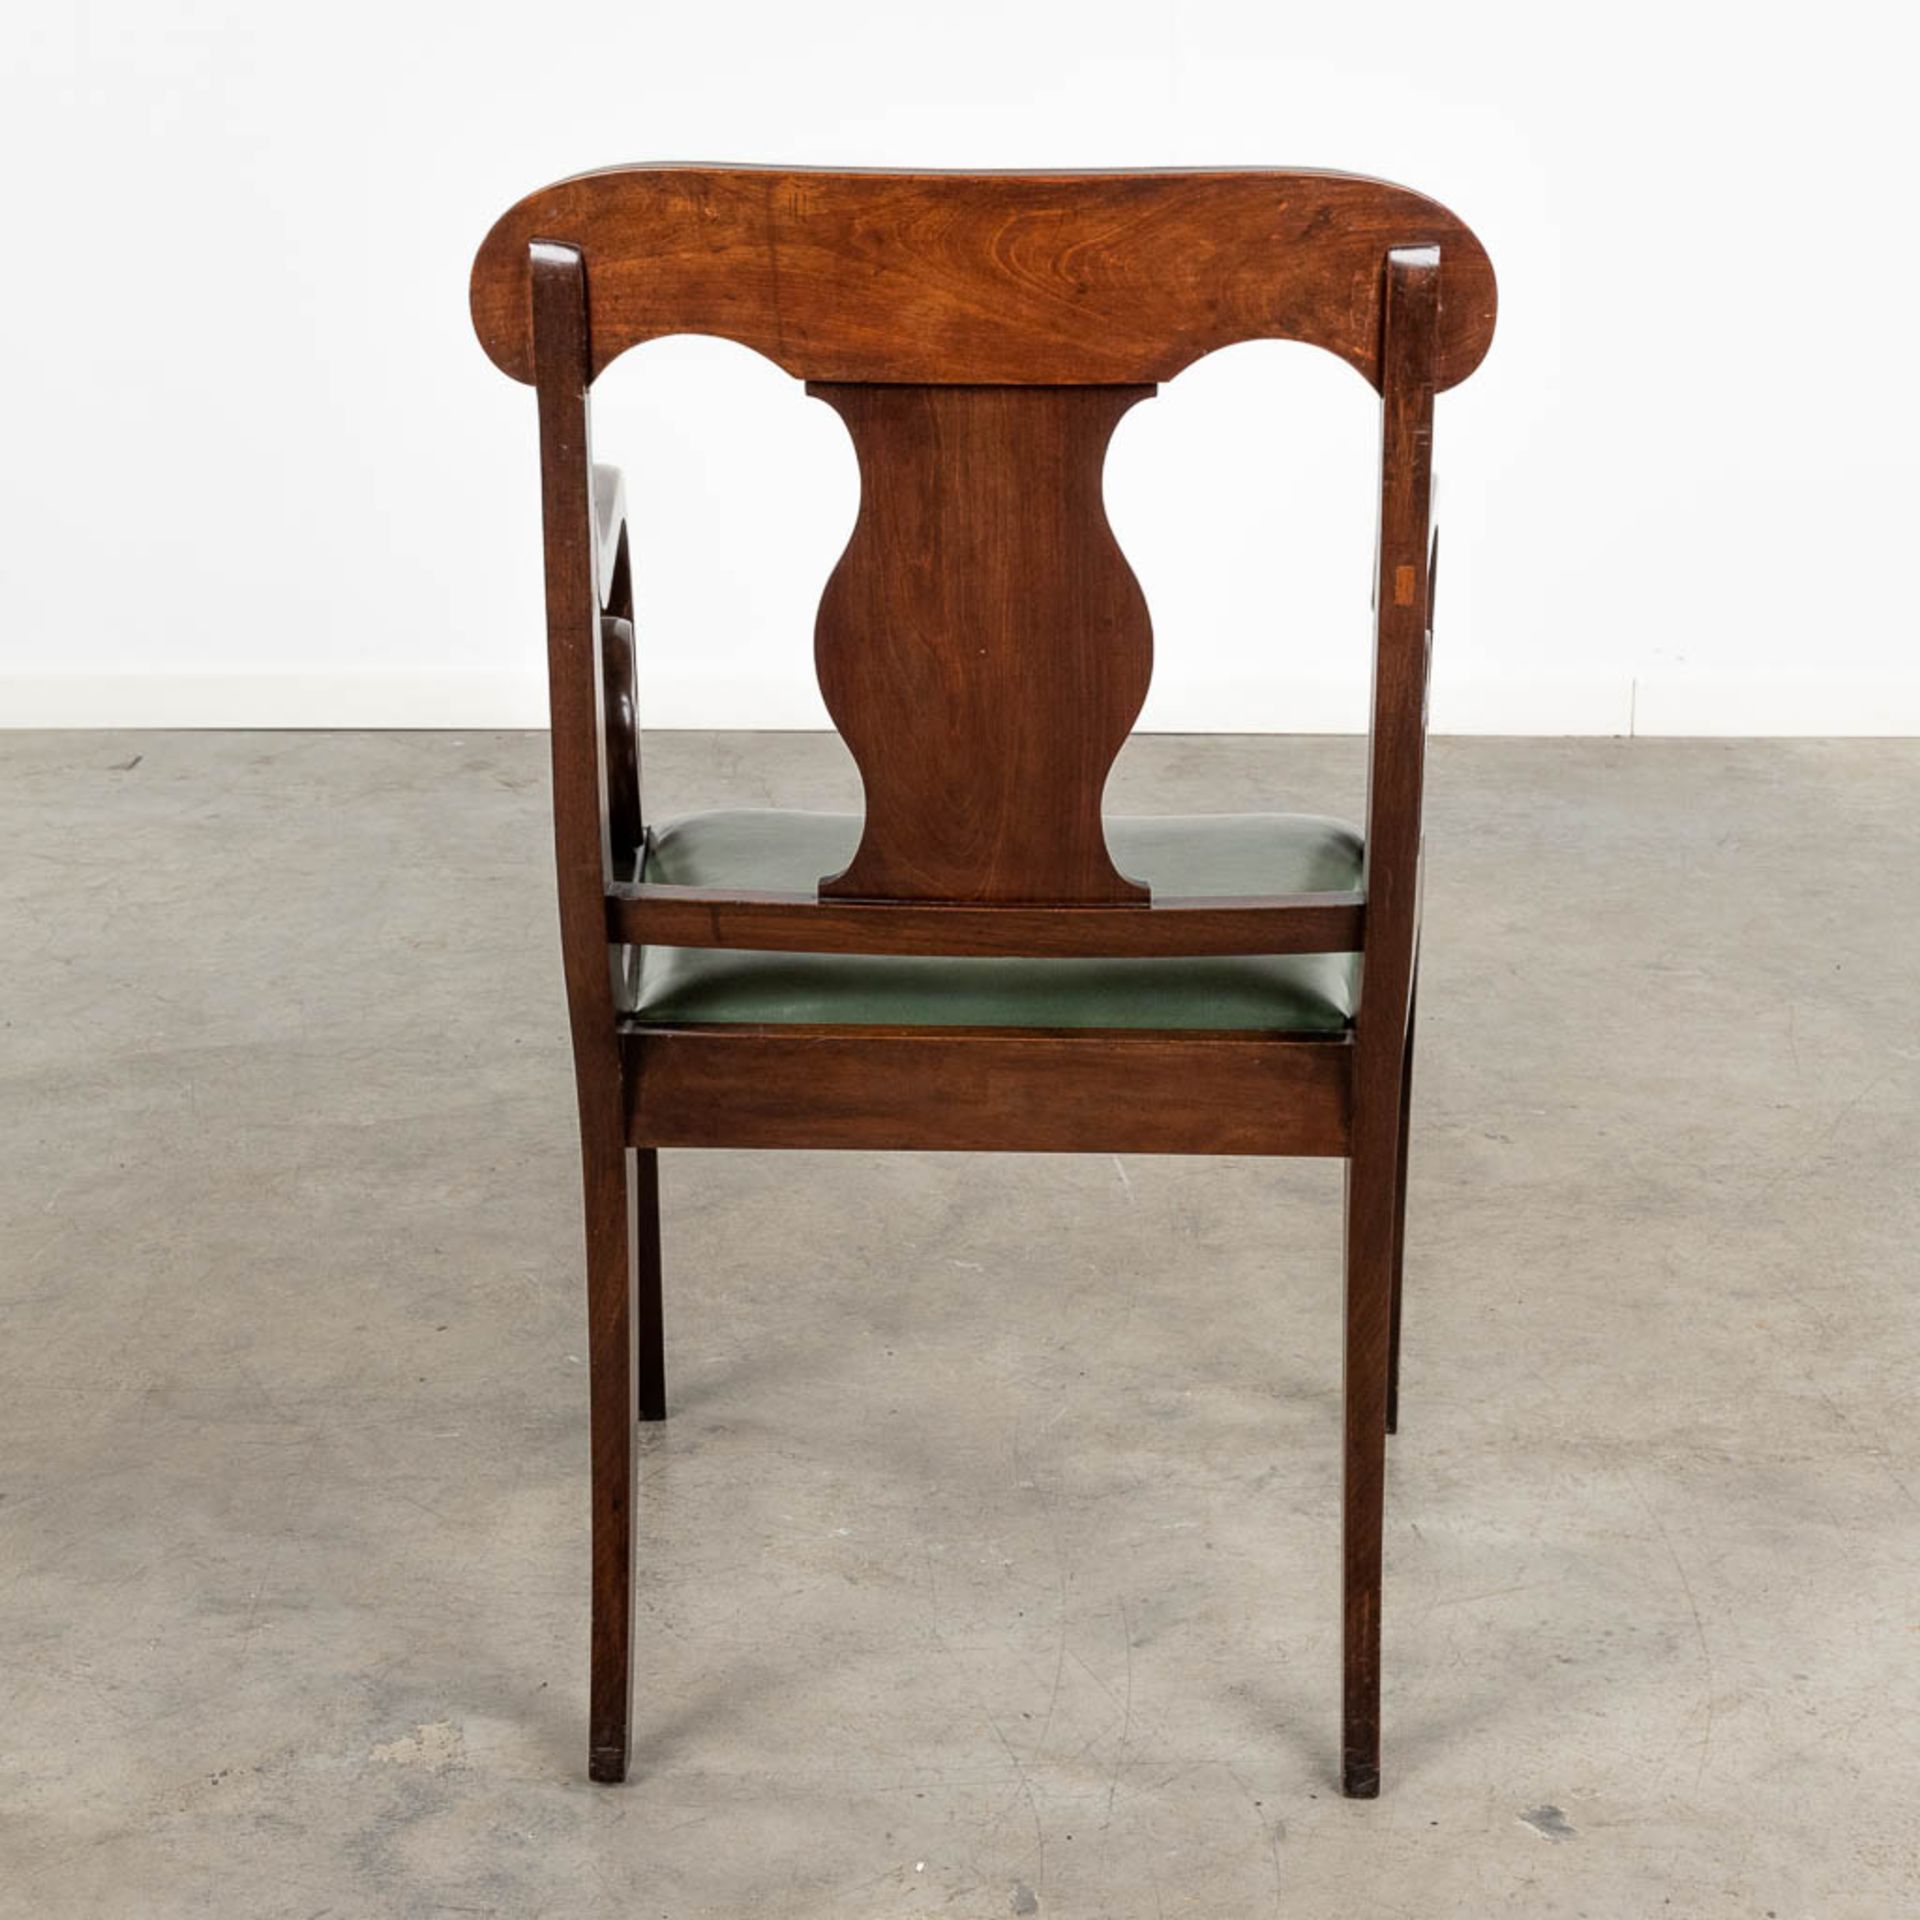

left=472, top=165, right=1496, bottom=391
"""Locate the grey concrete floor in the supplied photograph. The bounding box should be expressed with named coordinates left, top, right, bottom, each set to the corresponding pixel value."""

left=3, top=730, right=1917, bottom=1918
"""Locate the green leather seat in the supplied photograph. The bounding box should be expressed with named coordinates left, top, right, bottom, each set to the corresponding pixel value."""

left=632, top=810, right=1363, bottom=1032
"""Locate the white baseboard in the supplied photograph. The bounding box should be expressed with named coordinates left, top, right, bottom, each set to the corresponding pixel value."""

left=3, top=670, right=1918, bottom=736
left=1627, top=673, right=1920, bottom=737
left=0, top=672, right=552, bottom=731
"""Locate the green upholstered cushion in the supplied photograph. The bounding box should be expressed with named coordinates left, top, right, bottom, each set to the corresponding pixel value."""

left=633, top=809, right=1363, bottom=1032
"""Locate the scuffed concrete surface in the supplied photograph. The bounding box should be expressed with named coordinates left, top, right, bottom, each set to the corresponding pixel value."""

left=1, top=730, right=1916, bottom=1917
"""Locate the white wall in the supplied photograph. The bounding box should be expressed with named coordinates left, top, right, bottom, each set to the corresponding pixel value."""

left=4, top=1, right=1915, bottom=735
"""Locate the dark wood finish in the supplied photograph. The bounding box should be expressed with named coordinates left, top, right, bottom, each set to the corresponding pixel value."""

left=597, top=466, right=643, bottom=869
left=632, top=1147, right=666, bottom=1424
left=813, top=383, right=1152, bottom=904
left=1340, top=246, right=1440, bottom=1799
left=601, top=617, right=642, bottom=870
left=608, top=882, right=1365, bottom=957
left=473, top=167, right=1496, bottom=391
left=624, top=1025, right=1350, bottom=1156
left=1385, top=964, right=1418, bottom=1438
left=531, top=243, right=641, bottom=1784
left=480, top=168, right=1485, bottom=1797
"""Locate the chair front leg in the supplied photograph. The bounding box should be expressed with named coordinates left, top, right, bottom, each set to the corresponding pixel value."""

left=583, top=1107, right=637, bottom=1782
left=1341, top=1076, right=1405, bottom=1798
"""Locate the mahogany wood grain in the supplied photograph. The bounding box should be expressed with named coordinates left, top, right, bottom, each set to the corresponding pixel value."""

left=606, top=882, right=1364, bottom=958
left=1340, top=246, right=1440, bottom=1799
left=623, top=1025, right=1352, bottom=1156
left=473, top=167, right=1495, bottom=391
left=531, top=243, right=640, bottom=1784
left=812, top=383, right=1152, bottom=903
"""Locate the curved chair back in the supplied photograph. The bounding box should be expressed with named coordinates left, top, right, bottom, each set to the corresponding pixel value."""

left=472, top=165, right=1494, bottom=389
left=470, top=165, right=1493, bottom=926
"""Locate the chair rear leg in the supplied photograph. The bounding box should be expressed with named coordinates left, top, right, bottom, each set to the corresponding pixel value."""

left=1342, top=1115, right=1401, bottom=1798
left=633, top=1147, right=666, bottom=1423
left=1386, top=972, right=1418, bottom=1437
left=584, top=1117, right=637, bottom=1783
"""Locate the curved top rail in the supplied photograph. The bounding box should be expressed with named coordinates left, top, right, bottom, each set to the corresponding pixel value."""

left=471, top=165, right=1496, bottom=391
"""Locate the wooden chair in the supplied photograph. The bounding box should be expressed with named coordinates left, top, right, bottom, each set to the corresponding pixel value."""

left=469, top=166, right=1496, bottom=1798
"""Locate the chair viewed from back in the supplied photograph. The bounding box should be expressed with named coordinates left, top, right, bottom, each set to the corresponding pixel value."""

left=469, top=165, right=1497, bottom=1797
